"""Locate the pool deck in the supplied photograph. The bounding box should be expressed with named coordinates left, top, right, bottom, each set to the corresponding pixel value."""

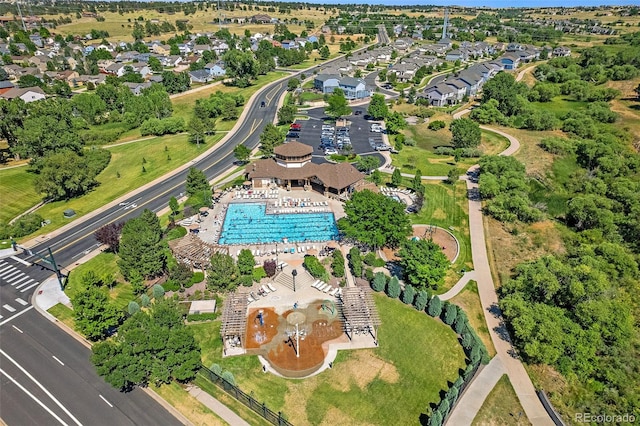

left=197, top=188, right=346, bottom=260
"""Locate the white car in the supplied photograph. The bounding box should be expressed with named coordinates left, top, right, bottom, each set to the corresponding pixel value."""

left=324, top=149, right=338, bottom=155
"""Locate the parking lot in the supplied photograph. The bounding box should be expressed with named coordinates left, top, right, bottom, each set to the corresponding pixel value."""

left=289, top=106, right=386, bottom=166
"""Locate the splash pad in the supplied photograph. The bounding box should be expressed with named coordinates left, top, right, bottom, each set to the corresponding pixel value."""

left=244, top=301, right=344, bottom=378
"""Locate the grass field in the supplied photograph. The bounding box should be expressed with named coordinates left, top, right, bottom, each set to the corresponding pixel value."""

left=0, top=167, right=41, bottom=223
left=189, top=293, right=466, bottom=425
left=48, top=303, right=76, bottom=330
left=472, top=374, right=531, bottom=426
left=63, top=252, right=135, bottom=310
left=449, top=280, right=496, bottom=358
left=528, top=97, right=588, bottom=119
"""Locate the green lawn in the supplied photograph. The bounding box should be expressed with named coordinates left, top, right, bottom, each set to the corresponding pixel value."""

left=300, top=91, right=324, bottom=103
left=47, top=303, right=75, bottom=330
left=189, top=294, right=466, bottom=425
left=449, top=280, right=496, bottom=358
left=0, top=166, right=41, bottom=223
left=64, top=252, right=134, bottom=310
left=528, top=97, right=589, bottom=118
left=18, top=133, right=222, bottom=241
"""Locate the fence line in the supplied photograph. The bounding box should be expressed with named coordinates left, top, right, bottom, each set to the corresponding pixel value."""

left=198, top=365, right=294, bottom=426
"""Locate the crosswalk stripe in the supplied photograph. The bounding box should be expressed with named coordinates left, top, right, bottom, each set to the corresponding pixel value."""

left=1, top=270, right=21, bottom=280
left=15, top=279, right=34, bottom=289
left=9, top=275, right=30, bottom=286
left=15, top=298, right=28, bottom=306
left=6, top=273, right=26, bottom=283
left=0, top=265, right=15, bottom=274
left=3, top=304, right=16, bottom=312
left=20, top=282, right=39, bottom=293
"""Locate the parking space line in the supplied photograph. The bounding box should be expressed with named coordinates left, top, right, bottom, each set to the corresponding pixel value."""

left=3, top=304, right=16, bottom=312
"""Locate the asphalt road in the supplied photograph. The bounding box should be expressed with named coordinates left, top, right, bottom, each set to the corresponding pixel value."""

left=0, top=47, right=376, bottom=426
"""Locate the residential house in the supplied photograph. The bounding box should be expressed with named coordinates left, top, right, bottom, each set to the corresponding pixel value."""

left=152, top=44, right=172, bottom=56
left=337, top=77, right=369, bottom=100
left=161, top=55, right=183, bottom=68
left=0, top=80, right=15, bottom=95
left=444, top=79, right=467, bottom=101
left=124, top=81, right=153, bottom=95
left=553, top=46, right=571, bottom=57
left=251, top=14, right=272, bottom=24
left=445, top=49, right=469, bottom=62
left=281, top=40, right=296, bottom=50
left=212, top=41, right=229, bottom=56
left=104, top=63, right=127, bottom=77
left=421, top=83, right=457, bottom=106
left=389, top=62, right=418, bottom=83
left=193, top=44, right=212, bottom=55
left=500, top=52, right=521, bottom=70
left=189, top=69, right=214, bottom=84
left=177, top=43, right=192, bottom=55
left=0, top=86, right=46, bottom=102
left=204, top=61, right=226, bottom=77
left=130, top=63, right=151, bottom=78
left=314, top=74, right=341, bottom=94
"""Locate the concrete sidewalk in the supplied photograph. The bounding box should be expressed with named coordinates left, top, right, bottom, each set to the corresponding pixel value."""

left=440, top=270, right=476, bottom=301
left=445, top=357, right=506, bottom=425
left=187, top=386, right=250, bottom=426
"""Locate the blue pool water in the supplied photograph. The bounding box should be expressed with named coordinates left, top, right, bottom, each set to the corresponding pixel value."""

left=218, top=203, right=339, bottom=245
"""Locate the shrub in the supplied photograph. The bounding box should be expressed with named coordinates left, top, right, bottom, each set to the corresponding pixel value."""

left=263, top=259, right=277, bottom=277
left=186, top=272, right=204, bottom=288
left=252, top=267, right=266, bottom=282
left=434, top=146, right=454, bottom=156
left=152, top=284, right=165, bottom=299
left=221, top=370, right=236, bottom=386
left=363, top=252, right=385, bottom=267
left=427, top=295, right=442, bottom=317
left=140, top=117, right=186, bottom=136
left=428, top=120, right=446, bottom=131
left=211, top=363, right=222, bottom=375
left=140, top=294, right=151, bottom=307
left=386, top=276, right=401, bottom=298
left=186, top=312, right=218, bottom=322
left=0, top=213, right=44, bottom=239
left=372, top=272, right=387, bottom=292
left=414, top=290, right=430, bottom=311
left=162, top=280, right=180, bottom=292
left=348, top=247, right=362, bottom=278
left=239, top=275, right=253, bottom=287
left=444, top=303, right=458, bottom=325
left=127, top=301, right=140, bottom=315
left=331, top=250, right=345, bottom=277
left=303, top=255, right=327, bottom=281
left=539, top=137, right=576, bottom=155
left=364, top=267, right=374, bottom=282
left=401, top=284, right=416, bottom=305
left=166, top=226, right=187, bottom=241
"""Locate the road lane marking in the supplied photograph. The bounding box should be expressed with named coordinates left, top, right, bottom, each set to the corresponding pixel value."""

left=3, top=304, right=16, bottom=312
left=12, top=325, right=23, bottom=333
left=52, top=356, right=64, bottom=366
left=0, top=265, right=15, bottom=274
left=0, top=368, right=70, bottom=426
left=16, top=278, right=35, bottom=289
left=0, top=305, right=33, bottom=326
left=0, top=350, right=83, bottom=426
left=20, top=282, right=40, bottom=293
left=15, top=298, right=28, bottom=306
left=10, top=256, right=32, bottom=266
left=99, top=395, right=113, bottom=408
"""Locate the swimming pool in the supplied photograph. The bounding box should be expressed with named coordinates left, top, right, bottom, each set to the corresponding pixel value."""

left=218, top=203, right=339, bottom=245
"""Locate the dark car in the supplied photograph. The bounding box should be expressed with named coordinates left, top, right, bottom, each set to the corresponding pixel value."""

left=355, top=110, right=363, bottom=115
left=260, top=101, right=266, bottom=107
left=287, top=132, right=300, bottom=138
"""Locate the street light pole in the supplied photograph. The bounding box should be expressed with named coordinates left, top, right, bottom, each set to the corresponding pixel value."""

left=292, top=269, right=297, bottom=292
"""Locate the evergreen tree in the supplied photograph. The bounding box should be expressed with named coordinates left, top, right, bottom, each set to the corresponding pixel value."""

left=401, top=284, right=416, bottom=305
left=237, top=249, right=255, bottom=276
left=386, top=276, right=401, bottom=299
left=444, top=303, right=458, bottom=325
left=185, top=167, right=210, bottom=198
left=391, top=168, right=402, bottom=187
left=427, top=295, right=442, bottom=317
left=118, top=210, right=167, bottom=280
left=372, top=272, right=387, bottom=292
left=414, top=289, right=430, bottom=311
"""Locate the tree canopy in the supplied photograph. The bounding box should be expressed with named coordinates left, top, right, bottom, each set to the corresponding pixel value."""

left=324, top=88, right=351, bottom=120
left=338, top=189, right=412, bottom=249
left=72, top=286, right=123, bottom=341
left=258, top=123, right=284, bottom=157
left=450, top=118, right=481, bottom=149
left=398, top=239, right=449, bottom=290
left=367, top=94, right=388, bottom=120
left=117, top=209, right=167, bottom=280
left=91, top=299, right=201, bottom=391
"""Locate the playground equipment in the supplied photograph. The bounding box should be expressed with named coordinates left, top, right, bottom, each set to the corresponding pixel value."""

left=320, top=300, right=336, bottom=316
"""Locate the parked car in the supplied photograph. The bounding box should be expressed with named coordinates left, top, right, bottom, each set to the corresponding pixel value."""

left=322, top=125, right=334, bottom=131
left=375, top=144, right=391, bottom=151
left=290, top=123, right=302, bottom=131
left=354, top=109, right=363, bottom=115
left=287, top=132, right=300, bottom=138
left=324, top=148, right=338, bottom=155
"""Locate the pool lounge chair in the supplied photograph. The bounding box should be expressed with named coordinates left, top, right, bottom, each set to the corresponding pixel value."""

left=315, top=282, right=324, bottom=290
left=261, top=284, right=270, bottom=294
left=250, top=291, right=259, bottom=300
left=267, top=283, right=276, bottom=292
left=323, top=285, right=332, bottom=293
left=248, top=295, right=255, bottom=303
left=320, top=283, right=330, bottom=292
left=329, top=288, right=339, bottom=296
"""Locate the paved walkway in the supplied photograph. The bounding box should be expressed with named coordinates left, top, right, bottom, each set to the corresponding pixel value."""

left=187, top=385, right=250, bottom=426
left=443, top=109, right=553, bottom=425
left=439, top=270, right=476, bottom=301
left=446, top=356, right=506, bottom=425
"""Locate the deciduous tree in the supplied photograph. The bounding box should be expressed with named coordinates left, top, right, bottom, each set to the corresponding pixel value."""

left=367, top=94, right=388, bottom=120
left=94, top=222, right=124, bottom=253
left=72, top=286, right=123, bottom=341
